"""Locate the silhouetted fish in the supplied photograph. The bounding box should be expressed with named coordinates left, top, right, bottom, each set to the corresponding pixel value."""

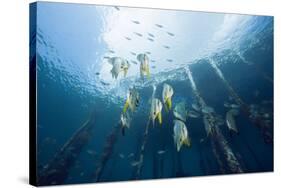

left=157, top=150, right=166, bottom=155
left=132, top=20, right=140, bottom=24
left=114, top=6, right=120, bottom=11
left=100, top=81, right=110, bottom=86
left=145, top=51, right=151, bottom=55
left=155, top=24, right=163, bottom=28
left=166, top=59, right=173, bottom=62
left=163, top=45, right=170, bottom=49
left=167, top=32, right=175, bottom=36
left=202, top=106, right=215, bottom=114
left=130, top=52, right=136, bottom=56
left=151, top=60, right=156, bottom=63
left=119, top=153, right=125, bottom=159
left=109, top=50, right=115, bottom=53
left=191, top=103, right=200, bottom=111
left=127, top=153, right=134, bottom=158
left=134, top=32, right=143, bottom=37
left=87, top=150, right=97, bottom=156
left=148, top=33, right=155, bottom=37
left=125, top=37, right=131, bottom=40
left=95, top=72, right=100, bottom=76
left=147, top=38, right=154, bottom=42
left=131, top=160, right=141, bottom=167
left=188, top=110, right=200, bottom=118
left=152, top=65, right=156, bottom=69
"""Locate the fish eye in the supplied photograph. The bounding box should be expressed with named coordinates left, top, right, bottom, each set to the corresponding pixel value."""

left=154, top=112, right=156, bottom=115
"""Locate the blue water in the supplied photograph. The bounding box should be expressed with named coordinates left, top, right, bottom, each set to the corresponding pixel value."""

left=34, top=2, right=273, bottom=186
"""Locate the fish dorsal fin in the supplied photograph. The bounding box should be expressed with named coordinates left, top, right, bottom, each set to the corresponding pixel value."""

left=167, top=97, right=172, bottom=110
left=137, top=54, right=143, bottom=62
left=123, top=69, right=128, bottom=77
left=108, top=58, right=114, bottom=65
left=123, top=99, right=130, bottom=113
left=157, top=112, right=162, bottom=125
left=183, top=138, right=191, bottom=147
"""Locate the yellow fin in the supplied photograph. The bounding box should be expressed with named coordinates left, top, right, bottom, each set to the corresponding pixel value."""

left=124, top=69, right=128, bottom=77
left=183, top=138, right=191, bottom=147
left=157, top=112, right=162, bottom=125
left=123, top=99, right=130, bottom=113
left=167, top=97, right=172, bottom=110
left=146, top=66, right=150, bottom=78
left=163, top=97, right=168, bottom=112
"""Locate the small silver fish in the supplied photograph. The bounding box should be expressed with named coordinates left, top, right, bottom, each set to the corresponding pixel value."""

left=230, top=104, right=240, bottom=109
left=155, top=24, right=163, bottom=28
left=224, top=102, right=231, bottom=108
left=127, top=153, right=134, bottom=158
left=163, top=45, right=170, bottom=49
left=100, top=80, right=110, bottom=86
left=114, top=6, right=120, bottom=11
left=147, top=38, right=154, bottom=42
left=131, top=160, right=141, bottom=167
left=188, top=110, right=200, bottom=118
left=157, top=150, right=166, bottom=155
left=200, top=138, right=205, bottom=143
left=134, top=32, right=143, bottom=37
left=87, top=150, right=96, bottom=155
left=125, top=37, right=131, bottom=40
left=119, top=153, right=125, bottom=159
left=132, top=20, right=140, bottom=24
left=226, top=109, right=239, bottom=133
left=202, top=106, right=215, bottom=114
left=191, top=103, right=200, bottom=111
left=167, top=32, right=175, bottom=36
left=263, top=113, right=271, bottom=119
left=148, top=33, right=155, bottom=37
